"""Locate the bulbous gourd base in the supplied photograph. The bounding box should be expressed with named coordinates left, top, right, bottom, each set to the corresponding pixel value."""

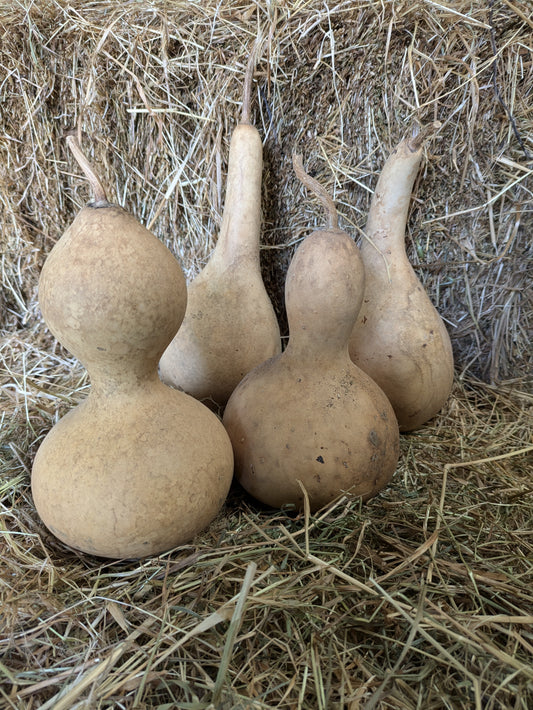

left=32, top=384, right=233, bottom=559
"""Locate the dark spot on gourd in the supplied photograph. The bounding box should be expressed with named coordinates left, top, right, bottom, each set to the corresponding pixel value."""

left=368, top=430, right=380, bottom=447
left=316, top=455, right=325, bottom=464
left=314, top=473, right=321, bottom=482
left=387, top=354, right=393, bottom=359
left=422, top=343, right=427, bottom=348
left=97, top=346, right=106, bottom=351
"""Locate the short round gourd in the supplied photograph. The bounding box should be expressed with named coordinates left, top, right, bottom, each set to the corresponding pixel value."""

left=31, top=137, right=234, bottom=559
left=159, top=49, right=281, bottom=409
left=222, top=155, right=400, bottom=512
left=349, top=124, right=454, bottom=431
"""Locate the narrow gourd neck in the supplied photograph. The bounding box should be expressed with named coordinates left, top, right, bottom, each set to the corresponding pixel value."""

left=286, top=159, right=365, bottom=361
left=211, top=124, right=263, bottom=267
left=284, top=230, right=365, bottom=366
left=210, top=48, right=263, bottom=267
left=284, top=330, right=352, bottom=364
left=88, top=363, right=162, bottom=398
left=363, top=123, right=439, bottom=258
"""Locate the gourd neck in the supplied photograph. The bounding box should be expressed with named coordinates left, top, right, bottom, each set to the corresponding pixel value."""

left=284, top=339, right=350, bottom=366
left=210, top=123, right=263, bottom=267
left=364, top=148, right=422, bottom=255
left=212, top=208, right=261, bottom=266
left=88, top=363, right=162, bottom=398
left=362, top=124, right=438, bottom=259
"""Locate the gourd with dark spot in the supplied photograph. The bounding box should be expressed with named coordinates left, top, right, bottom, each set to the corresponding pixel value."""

left=223, top=155, right=399, bottom=511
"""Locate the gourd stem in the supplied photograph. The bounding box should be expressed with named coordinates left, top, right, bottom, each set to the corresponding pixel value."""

left=66, top=135, right=109, bottom=206
left=407, top=120, right=442, bottom=152
left=292, top=153, right=339, bottom=231
left=240, top=44, right=257, bottom=125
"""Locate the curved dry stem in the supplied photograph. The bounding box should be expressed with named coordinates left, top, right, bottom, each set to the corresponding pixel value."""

left=240, top=44, right=258, bottom=125
left=407, top=121, right=442, bottom=152
left=292, top=152, right=339, bottom=230
left=66, top=135, right=109, bottom=206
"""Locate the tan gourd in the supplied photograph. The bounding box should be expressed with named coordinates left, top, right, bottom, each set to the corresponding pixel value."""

left=31, top=137, right=234, bottom=559
left=159, top=51, right=281, bottom=408
left=222, top=155, right=399, bottom=512
left=349, top=125, right=454, bottom=431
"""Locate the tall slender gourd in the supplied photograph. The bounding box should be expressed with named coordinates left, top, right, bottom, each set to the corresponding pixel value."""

left=349, top=125, right=454, bottom=431
left=32, top=137, right=234, bottom=559
left=159, top=51, right=281, bottom=408
left=222, top=156, right=400, bottom=511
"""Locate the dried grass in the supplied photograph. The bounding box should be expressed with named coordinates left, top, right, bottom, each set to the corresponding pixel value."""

left=1, top=1, right=532, bottom=708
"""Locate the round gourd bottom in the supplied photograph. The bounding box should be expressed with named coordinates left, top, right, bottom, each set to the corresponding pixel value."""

left=31, top=390, right=234, bottom=559
left=224, top=362, right=400, bottom=512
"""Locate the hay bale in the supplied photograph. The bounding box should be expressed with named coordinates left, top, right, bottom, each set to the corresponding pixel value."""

left=1, top=0, right=531, bottom=381
left=0, top=2, right=532, bottom=708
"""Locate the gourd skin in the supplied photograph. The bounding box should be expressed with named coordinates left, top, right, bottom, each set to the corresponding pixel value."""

left=32, top=382, right=232, bottom=558
left=349, top=135, right=454, bottom=431
left=223, top=231, right=400, bottom=512
left=159, top=124, right=281, bottom=407
left=32, top=204, right=234, bottom=559
left=38, top=207, right=185, bottom=369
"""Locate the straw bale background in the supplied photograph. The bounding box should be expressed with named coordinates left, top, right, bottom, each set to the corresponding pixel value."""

left=0, top=1, right=532, bottom=708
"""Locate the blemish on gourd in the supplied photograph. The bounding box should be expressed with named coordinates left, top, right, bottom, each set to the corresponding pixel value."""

left=368, top=430, right=380, bottom=447
left=316, top=455, right=325, bottom=464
